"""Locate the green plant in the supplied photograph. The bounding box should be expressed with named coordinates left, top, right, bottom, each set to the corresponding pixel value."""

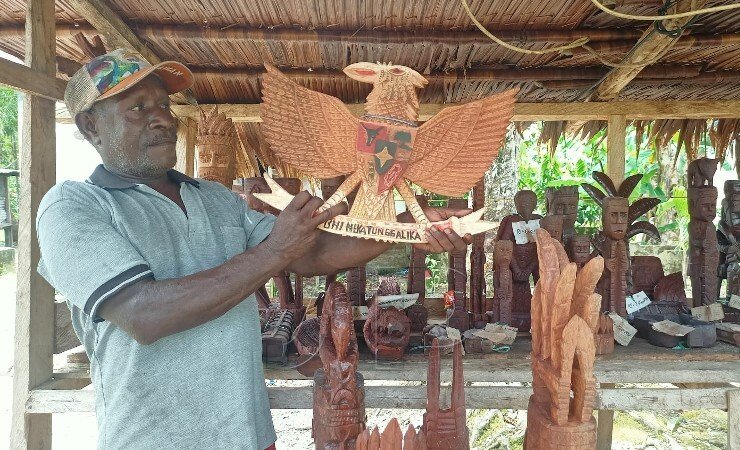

left=0, top=88, right=19, bottom=220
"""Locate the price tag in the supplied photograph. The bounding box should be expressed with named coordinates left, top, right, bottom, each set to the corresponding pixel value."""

left=512, top=219, right=540, bottom=244
left=376, top=293, right=419, bottom=309
left=691, top=303, right=725, bottom=322
left=652, top=320, right=694, bottom=337
left=625, top=291, right=651, bottom=314
left=608, top=312, right=637, bottom=346
left=729, top=294, right=740, bottom=310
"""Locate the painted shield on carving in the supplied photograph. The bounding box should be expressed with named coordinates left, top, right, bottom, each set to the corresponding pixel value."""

left=356, top=121, right=417, bottom=193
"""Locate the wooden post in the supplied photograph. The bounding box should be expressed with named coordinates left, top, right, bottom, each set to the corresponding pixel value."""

left=729, top=389, right=740, bottom=450
left=607, top=115, right=626, bottom=190
left=11, top=0, right=56, bottom=448
left=596, top=382, right=616, bottom=450
left=175, top=116, right=196, bottom=177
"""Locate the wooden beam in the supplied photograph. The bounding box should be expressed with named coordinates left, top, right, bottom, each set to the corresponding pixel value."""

left=161, top=101, right=740, bottom=124
left=66, top=0, right=195, bottom=105
left=607, top=115, right=627, bottom=189
left=730, top=390, right=740, bottom=450
left=11, top=0, right=56, bottom=448
left=0, top=57, right=66, bottom=101
left=589, top=0, right=707, bottom=102
left=175, top=117, right=196, bottom=177
left=596, top=383, right=616, bottom=450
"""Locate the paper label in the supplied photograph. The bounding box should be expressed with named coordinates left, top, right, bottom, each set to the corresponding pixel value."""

left=376, top=293, right=419, bottom=310
left=691, top=303, right=725, bottom=322
left=512, top=219, right=540, bottom=244
left=484, top=323, right=518, bottom=344
left=608, top=312, right=637, bottom=346
left=625, top=291, right=652, bottom=314
left=353, top=306, right=368, bottom=320
left=729, top=294, right=740, bottom=310
left=652, top=320, right=695, bottom=336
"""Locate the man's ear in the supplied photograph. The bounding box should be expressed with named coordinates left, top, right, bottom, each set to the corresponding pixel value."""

left=75, top=110, right=102, bottom=147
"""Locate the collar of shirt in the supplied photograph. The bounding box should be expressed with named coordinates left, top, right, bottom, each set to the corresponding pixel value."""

left=86, top=164, right=200, bottom=189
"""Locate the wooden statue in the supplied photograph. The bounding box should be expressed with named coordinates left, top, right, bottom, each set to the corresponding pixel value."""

left=567, top=234, right=593, bottom=271
left=470, top=180, right=488, bottom=329
left=447, top=198, right=471, bottom=331
left=719, top=180, right=740, bottom=301
left=545, top=185, right=579, bottom=243
left=422, top=338, right=469, bottom=450
left=630, top=256, right=664, bottom=298
left=496, top=189, right=542, bottom=331
left=294, top=317, right=322, bottom=377
left=313, top=282, right=366, bottom=449
left=407, top=194, right=429, bottom=332
left=197, top=106, right=236, bottom=187
left=653, top=272, right=688, bottom=307
left=492, top=239, right=514, bottom=325
left=688, top=184, right=719, bottom=306
left=364, top=278, right=411, bottom=361
left=687, top=157, right=719, bottom=188
left=594, top=314, right=615, bottom=356
left=582, top=171, right=660, bottom=316
left=255, top=63, right=518, bottom=243
left=356, top=419, right=427, bottom=450
left=525, top=229, right=603, bottom=450
left=540, top=214, right=564, bottom=242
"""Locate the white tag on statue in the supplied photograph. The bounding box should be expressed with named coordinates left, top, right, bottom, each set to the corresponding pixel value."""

left=691, top=303, right=725, bottom=322
left=512, top=219, right=540, bottom=244
left=608, top=312, right=637, bottom=346
left=652, top=320, right=694, bottom=336
left=375, top=293, right=419, bottom=310
left=729, top=294, right=740, bottom=310
left=625, top=291, right=651, bottom=314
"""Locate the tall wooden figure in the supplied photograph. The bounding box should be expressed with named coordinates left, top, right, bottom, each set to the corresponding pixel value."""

left=470, top=180, right=488, bottom=328
left=687, top=157, right=720, bottom=307
left=525, top=229, right=603, bottom=450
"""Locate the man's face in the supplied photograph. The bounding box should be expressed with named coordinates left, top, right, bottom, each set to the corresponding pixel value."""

left=602, top=198, right=629, bottom=240
left=80, top=76, right=177, bottom=178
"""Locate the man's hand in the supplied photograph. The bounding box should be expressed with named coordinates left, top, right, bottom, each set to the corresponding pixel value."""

left=263, top=191, right=346, bottom=263
left=412, top=207, right=473, bottom=253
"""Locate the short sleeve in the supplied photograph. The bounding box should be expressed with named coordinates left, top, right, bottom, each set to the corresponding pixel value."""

left=236, top=192, right=275, bottom=248
left=37, top=183, right=152, bottom=322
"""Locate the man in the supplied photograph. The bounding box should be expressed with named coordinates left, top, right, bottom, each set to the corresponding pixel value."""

left=37, top=49, right=471, bottom=449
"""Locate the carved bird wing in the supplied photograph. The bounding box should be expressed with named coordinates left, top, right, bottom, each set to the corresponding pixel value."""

left=403, top=89, right=518, bottom=197
left=260, top=64, right=359, bottom=178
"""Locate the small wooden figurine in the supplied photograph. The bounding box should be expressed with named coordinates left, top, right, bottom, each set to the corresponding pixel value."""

left=687, top=158, right=720, bottom=307
left=197, top=106, right=236, bottom=187
left=356, top=419, right=427, bottom=450
left=256, top=62, right=517, bottom=243
left=364, top=278, right=411, bottom=361
left=525, top=229, right=603, bottom=450
left=492, top=239, right=514, bottom=325
left=545, top=185, right=580, bottom=243
left=313, top=282, right=366, bottom=449
left=422, top=338, right=469, bottom=450
left=582, top=171, right=660, bottom=316
left=496, top=189, right=542, bottom=331
left=567, top=234, right=593, bottom=271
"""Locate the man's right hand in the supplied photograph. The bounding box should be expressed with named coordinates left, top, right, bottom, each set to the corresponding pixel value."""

left=263, top=191, right=347, bottom=263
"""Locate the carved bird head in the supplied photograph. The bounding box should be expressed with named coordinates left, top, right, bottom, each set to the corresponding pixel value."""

left=344, top=62, right=428, bottom=120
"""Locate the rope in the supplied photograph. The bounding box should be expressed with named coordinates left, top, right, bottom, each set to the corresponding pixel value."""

left=590, top=0, right=740, bottom=21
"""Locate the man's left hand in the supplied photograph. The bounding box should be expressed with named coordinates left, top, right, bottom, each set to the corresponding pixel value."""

left=413, top=208, right=474, bottom=253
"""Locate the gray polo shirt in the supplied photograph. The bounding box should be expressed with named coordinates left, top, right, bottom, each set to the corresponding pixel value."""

left=37, top=165, right=277, bottom=450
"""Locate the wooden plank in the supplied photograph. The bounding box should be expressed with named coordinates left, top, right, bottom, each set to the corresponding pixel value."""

left=26, top=386, right=733, bottom=413
left=175, top=117, right=196, bottom=177
left=607, top=115, right=627, bottom=189
left=729, top=389, right=740, bottom=450
left=66, top=0, right=195, bottom=105
left=163, top=100, right=740, bottom=124
left=10, top=0, right=56, bottom=448
left=597, top=382, right=616, bottom=450
left=0, top=57, right=66, bottom=101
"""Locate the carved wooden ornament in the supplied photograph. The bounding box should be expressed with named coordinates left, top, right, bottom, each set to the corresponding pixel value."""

left=254, top=63, right=517, bottom=243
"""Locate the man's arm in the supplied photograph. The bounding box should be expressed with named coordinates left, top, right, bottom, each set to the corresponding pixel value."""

left=99, top=192, right=345, bottom=345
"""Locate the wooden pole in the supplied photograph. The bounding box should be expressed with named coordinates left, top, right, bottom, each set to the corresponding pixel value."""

left=729, top=389, right=740, bottom=450
left=607, top=115, right=627, bottom=190
left=11, top=0, right=56, bottom=448
left=175, top=117, right=196, bottom=177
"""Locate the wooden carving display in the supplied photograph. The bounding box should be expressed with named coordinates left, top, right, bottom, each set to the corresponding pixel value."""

left=496, top=190, right=542, bottom=331
left=582, top=171, right=660, bottom=316
left=546, top=186, right=580, bottom=243
left=356, top=419, right=427, bottom=450
left=255, top=62, right=517, bottom=243
left=470, top=180, right=488, bottom=328
left=313, top=282, right=366, bottom=449
left=422, top=338, right=469, bottom=450
left=525, top=229, right=603, bottom=450
left=197, top=106, right=236, bottom=187
left=364, top=278, right=411, bottom=361
left=688, top=158, right=720, bottom=307
left=492, top=239, right=514, bottom=325
left=718, top=180, right=740, bottom=301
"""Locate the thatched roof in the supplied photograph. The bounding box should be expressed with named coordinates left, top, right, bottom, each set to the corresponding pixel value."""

left=2, top=0, right=740, bottom=160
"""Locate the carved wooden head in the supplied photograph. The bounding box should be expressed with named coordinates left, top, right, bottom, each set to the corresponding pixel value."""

left=688, top=186, right=718, bottom=222
left=494, top=239, right=513, bottom=265
left=513, top=190, right=537, bottom=220
left=545, top=186, right=579, bottom=232
left=344, top=62, right=428, bottom=120
left=568, top=234, right=592, bottom=264
left=601, top=197, right=629, bottom=240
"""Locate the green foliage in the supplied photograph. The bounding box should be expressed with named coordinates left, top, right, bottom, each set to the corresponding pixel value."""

left=0, top=88, right=19, bottom=220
